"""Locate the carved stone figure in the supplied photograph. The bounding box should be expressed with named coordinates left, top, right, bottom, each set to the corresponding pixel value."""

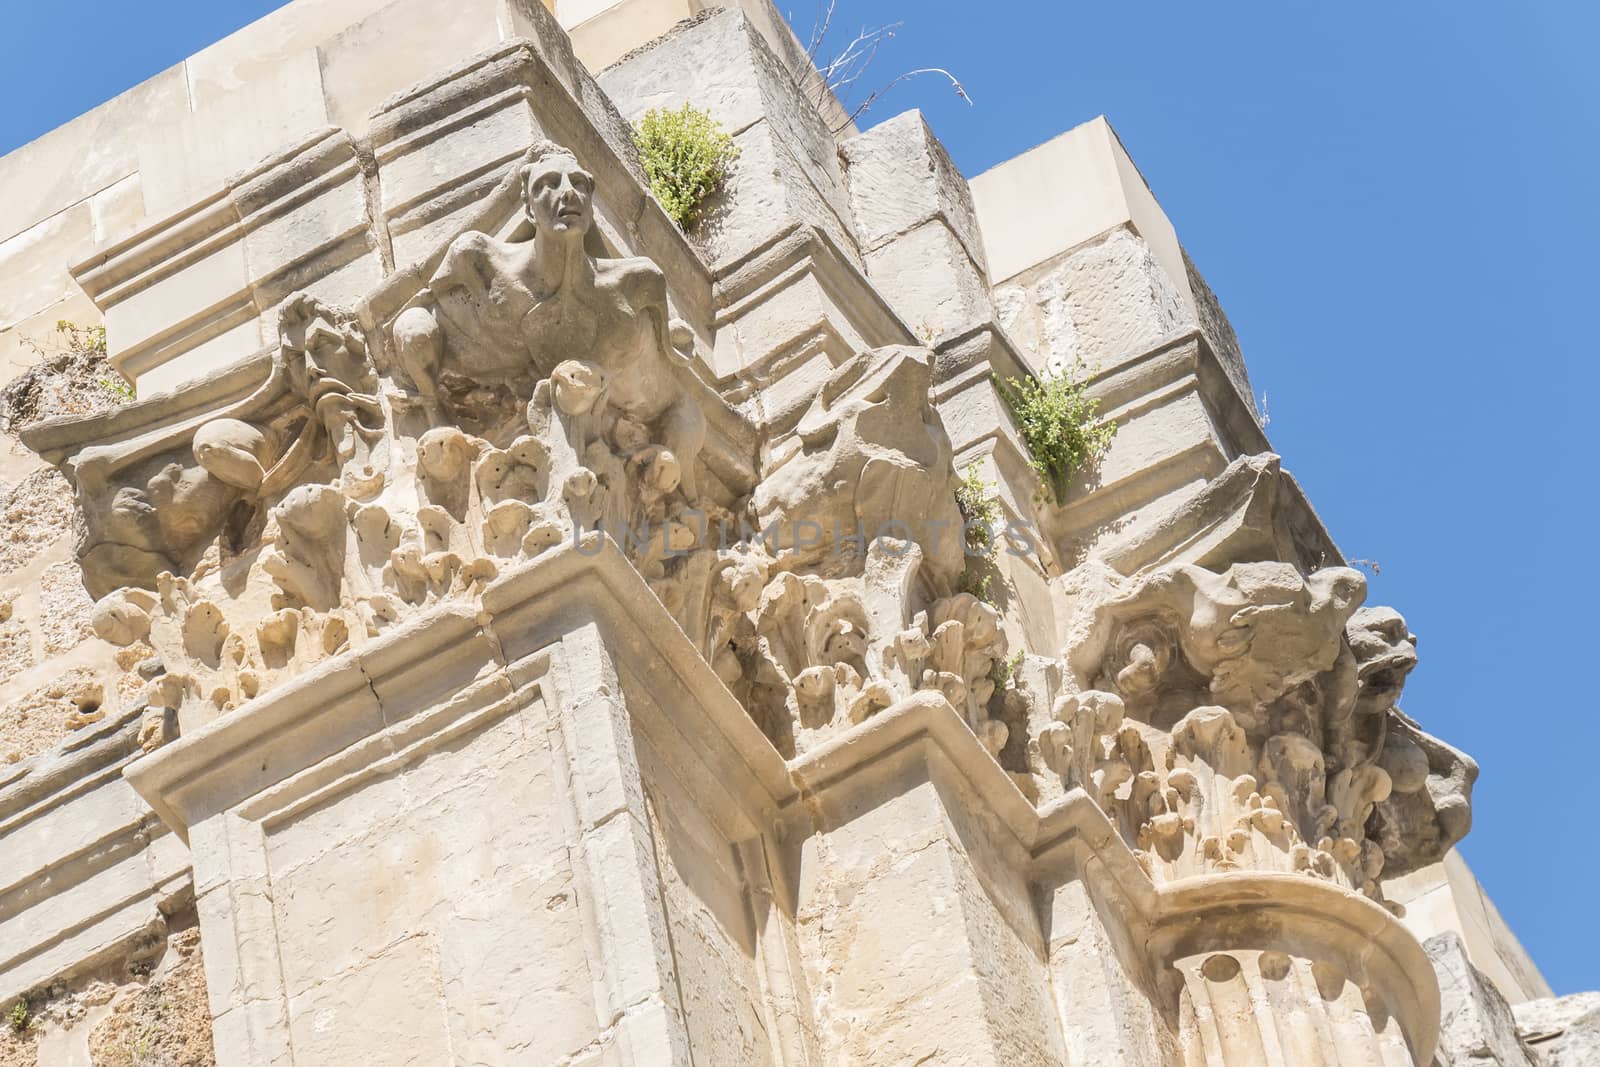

left=1064, top=560, right=1366, bottom=735
left=1052, top=560, right=1442, bottom=899
left=1372, top=710, right=1477, bottom=876
left=64, top=296, right=381, bottom=600
left=392, top=140, right=707, bottom=500
left=21, top=137, right=762, bottom=743
left=752, top=345, right=965, bottom=585
left=1348, top=606, right=1478, bottom=875
left=731, top=534, right=1010, bottom=757
left=74, top=452, right=241, bottom=600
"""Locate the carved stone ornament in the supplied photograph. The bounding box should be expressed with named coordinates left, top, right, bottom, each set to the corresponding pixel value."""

left=1048, top=561, right=1473, bottom=903
left=22, top=135, right=1472, bottom=927
left=22, top=139, right=990, bottom=764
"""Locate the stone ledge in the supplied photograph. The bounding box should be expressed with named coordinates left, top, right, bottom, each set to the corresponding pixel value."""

left=123, top=536, right=796, bottom=844
left=777, top=685, right=1441, bottom=1065
left=0, top=708, right=193, bottom=1006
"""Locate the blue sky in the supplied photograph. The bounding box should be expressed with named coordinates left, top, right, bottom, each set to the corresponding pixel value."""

left=3, top=1, right=1595, bottom=993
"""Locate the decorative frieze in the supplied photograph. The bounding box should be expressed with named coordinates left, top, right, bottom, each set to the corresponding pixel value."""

left=0, top=3, right=1509, bottom=1064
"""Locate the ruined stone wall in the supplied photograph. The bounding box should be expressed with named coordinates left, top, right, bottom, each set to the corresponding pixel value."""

left=0, top=1, right=1576, bottom=1065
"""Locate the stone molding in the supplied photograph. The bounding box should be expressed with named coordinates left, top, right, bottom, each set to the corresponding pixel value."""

left=124, top=537, right=795, bottom=839
left=0, top=0, right=1504, bottom=1059
left=0, top=708, right=191, bottom=1007
left=116, top=536, right=1440, bottom=1064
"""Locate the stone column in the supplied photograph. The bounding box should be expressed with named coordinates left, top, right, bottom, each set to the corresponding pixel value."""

left=1152, top=876, right=1436, bottom=1066
left=784, top=693, right=1072, bottom=1066
left=124, top=579, right=702, bottom=1065
left=1046, top=561, right=1447, bottom=1066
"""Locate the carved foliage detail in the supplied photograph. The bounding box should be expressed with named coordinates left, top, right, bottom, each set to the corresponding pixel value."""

left=1049, top=560, right=1470, bottom=903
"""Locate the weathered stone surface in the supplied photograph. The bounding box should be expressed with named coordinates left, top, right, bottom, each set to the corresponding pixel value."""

left=0, top=592, right=30, bottom=680
left=0, top=340, right=126, bottom=434
left=135, top=53, right=332, bottom=223
left=86, top=926, right=215, bottom=1066
left=996, top=225, right=1189, bottom=375
left=842, top=110, right=986, bottom=266
left=971, top=115, right=1258, bottom=423
left=0, top=469, right=80, bottom=580
left=0, top=205, right=98, bottom=336
left=599, top=6, right=859, bottom=267
left=1428, top=932, right=1536, bottom=1066
left=0, top=918, right=211, bottom=1067
left=863, top=220, right=993, bottom=339
left=39, top=562, right=94, bottom=656
left=0, top=1027, right=38, bottom=1067
left=1516, top=993, right=1600, bottom=1066
left=1183, top=247, right=1252, bottom=417
left=316, top=0, right=504, bottom=136
left=0, top=2, right=1550, bottom=1065
left=0, top=667, right=103, bottom=765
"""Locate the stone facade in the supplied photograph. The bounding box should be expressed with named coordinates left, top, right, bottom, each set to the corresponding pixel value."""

left=0, top=0, right=1582, bottom=1064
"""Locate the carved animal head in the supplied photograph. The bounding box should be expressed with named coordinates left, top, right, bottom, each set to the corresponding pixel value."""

left=1346, top=605, right=1418, bottom=713
left=278, top=293, right=371, bottom=401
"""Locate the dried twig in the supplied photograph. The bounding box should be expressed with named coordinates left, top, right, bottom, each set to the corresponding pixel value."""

left=846, top=66, right=971, bottom=125
left=805, top=0, right=837, bottom=61
left=796, top=4, right=973, bottom=133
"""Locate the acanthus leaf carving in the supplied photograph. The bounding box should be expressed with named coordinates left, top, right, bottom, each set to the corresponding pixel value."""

left=21, top=130, right=1476, bottom=919
left=1045, top=558, right=1472, bottom=905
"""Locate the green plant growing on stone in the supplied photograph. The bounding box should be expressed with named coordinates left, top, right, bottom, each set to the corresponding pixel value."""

left=100, top=375, right=135, bottom=403
left=63, top=321, right=133, bottom=403
left=8, top=998, right=37, bottom=1034
left=633, top=104, right=739, bottom=231
left=995, top=361, right=1116, bottom=507
left=122, top=1024, right=158, bottom=1065
left=954, top=462, right=1000, bottom=601
left=18, top=320, right=132, bottom=405
left=63, top=321, right=133, bottom=404
left=52, top=319, right=106, bottom=356
left=988, top=648, right=1024, bottom=691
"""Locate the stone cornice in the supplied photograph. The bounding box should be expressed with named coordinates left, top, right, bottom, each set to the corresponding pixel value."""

left=18, top=350, right=272, bottom=465
left=123, top=537, right=797, bottom=844
left=112, top=509, right=1439, bottom=1064
left=780, top=688, right=1440, bottom=1063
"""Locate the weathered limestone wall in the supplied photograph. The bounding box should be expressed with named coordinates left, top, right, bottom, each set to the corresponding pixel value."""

left=0, top=10, right=698, bottom=1049
left=0, top=0, right=835, bottom=400
left=968, top=117, right=1316, bottom=580
left=787, top=723, right=1069, bottom=1064
left=1386, top=849, right=1553, bottom=1005
left=0, top=0, right=1567, bottom=1065
left=971, top=116, right=1246, bottom=392
left=599, top=5, right=861, bottom=273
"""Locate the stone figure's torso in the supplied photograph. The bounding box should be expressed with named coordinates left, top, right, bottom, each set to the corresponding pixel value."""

left=430, top=233, right=677, bottom=423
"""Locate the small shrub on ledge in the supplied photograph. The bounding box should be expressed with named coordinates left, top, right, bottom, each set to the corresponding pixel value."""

left=954, top=462, right=1001, bottom=601
left=634, top=103, right=739, bottom=231
left=996, top=360, right=1116, bottom=507
left=1, top=320, right=130, bottom=432
left=8, top=998, right=37, bottom=1035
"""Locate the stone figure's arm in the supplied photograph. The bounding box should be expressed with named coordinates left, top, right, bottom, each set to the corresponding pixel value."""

left=392, top=231, right=499, bottom=400
left=393, top=304, right=442, bottom=401
left=618, top=259, right=695, bottom=364
left=430, top=232, right=493, bottom=296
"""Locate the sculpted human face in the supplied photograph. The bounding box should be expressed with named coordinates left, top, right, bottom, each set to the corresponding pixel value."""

left=526, top=155, right=595, bottom=237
